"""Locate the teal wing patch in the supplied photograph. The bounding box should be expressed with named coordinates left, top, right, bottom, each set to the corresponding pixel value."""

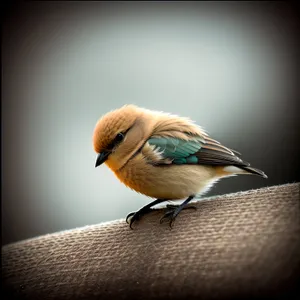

left=148, top=137, right=202, bottom=165
left=148, top=136, right=251, bottom=168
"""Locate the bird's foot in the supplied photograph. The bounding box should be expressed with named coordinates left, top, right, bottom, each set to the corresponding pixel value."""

left=125, top=199, right=166, bottom=229
left=160, top=204, right=197, bottom=228
left=126, top=211, right=142, bottom=229
left=126, top=208, right=155, bottom=229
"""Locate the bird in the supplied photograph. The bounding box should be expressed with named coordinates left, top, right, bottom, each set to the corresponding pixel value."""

left=93, top=104, right=267, bottom=228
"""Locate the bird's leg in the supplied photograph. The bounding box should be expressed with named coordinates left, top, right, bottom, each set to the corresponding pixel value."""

left=126, top=198, right=166, bottom=229
left=160, top=196, right=195, bottom=228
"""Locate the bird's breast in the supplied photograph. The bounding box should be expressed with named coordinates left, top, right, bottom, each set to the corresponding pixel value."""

left=113, top=153, right=217, bottom=200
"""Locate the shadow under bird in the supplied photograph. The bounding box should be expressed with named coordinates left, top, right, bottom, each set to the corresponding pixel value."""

left=93, top=105, right=267, bottom=228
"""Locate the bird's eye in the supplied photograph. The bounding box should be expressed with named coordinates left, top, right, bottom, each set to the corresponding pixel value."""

left=115, top=132, right=124, bottom=143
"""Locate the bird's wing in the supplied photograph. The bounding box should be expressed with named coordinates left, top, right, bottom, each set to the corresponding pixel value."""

left=147, top=135, right=249, bottom=167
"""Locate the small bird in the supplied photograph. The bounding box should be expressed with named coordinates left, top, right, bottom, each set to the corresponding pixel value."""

left=93, top=104, right=267, bottom=228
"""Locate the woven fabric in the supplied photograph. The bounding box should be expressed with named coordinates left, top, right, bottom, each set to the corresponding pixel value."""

left=2, top=183, right=300, bottom=300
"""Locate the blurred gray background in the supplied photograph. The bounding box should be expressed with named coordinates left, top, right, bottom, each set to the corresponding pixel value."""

left=2, top=1, right=299, bottom=245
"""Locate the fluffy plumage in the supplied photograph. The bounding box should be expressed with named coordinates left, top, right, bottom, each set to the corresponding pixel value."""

left=93, top=104, right=267, bottom=227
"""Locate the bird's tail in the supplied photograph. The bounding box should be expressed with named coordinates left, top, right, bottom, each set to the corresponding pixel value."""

left=238, top=166, right=268, bottom=179
left=219, top=165, right=268, bottom=179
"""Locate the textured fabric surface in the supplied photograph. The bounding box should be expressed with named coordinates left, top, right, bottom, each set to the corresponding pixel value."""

left=2, top=183, right=300, bottom=300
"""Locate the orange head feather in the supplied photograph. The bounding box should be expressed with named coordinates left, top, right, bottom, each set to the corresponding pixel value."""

left=93, top=104, right=156, bottom=171
left=92, top=104, right=140, bottom=154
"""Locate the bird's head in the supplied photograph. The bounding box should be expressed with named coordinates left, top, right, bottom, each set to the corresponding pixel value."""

left=93, top=104, right=153, bottom=171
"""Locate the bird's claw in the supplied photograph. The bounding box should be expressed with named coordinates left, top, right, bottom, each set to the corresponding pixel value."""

left=126, top=212, right=141, bottom=229
left=160, top=204, right=197, bottom=228
left=160, top=213, right=176, bottom=228
left=126, top=212, right=135, bottom=224
left=126, top=208, right=155, bottom=229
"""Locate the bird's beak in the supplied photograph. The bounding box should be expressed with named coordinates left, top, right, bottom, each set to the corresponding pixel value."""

left=95, top=151, right=110, bottom=167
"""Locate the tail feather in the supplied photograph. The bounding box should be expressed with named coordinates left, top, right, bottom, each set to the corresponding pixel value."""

left=239, top=166, right=268, bottom=179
